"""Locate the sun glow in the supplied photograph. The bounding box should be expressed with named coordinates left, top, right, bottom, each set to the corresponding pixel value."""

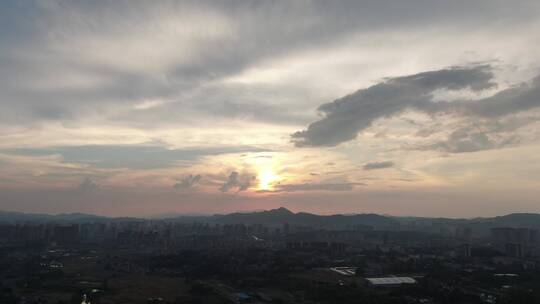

left=258, top=168, right=278, bottom=190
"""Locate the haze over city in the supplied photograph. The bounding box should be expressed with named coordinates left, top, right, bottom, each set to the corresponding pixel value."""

left=1, top=0, right=540, bottom=217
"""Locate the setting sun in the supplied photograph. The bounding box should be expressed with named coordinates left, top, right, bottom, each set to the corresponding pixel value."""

left=258, top=168, right=278, bottom=191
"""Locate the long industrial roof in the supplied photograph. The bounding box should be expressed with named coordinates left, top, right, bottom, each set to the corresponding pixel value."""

left=366, top=277, right=417, bottom=285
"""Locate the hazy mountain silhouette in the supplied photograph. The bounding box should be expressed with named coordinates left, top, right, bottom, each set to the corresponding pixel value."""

left=1, top=208, right=539, bottom=231
left=488, top=213, right=540, bottom=227
left=0, top=211, right=127, bottom=223
left=207, top=207, right=398, bottom=229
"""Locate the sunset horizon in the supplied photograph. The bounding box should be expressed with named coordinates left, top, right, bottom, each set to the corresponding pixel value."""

left=2, top=2, right=540, bottom=303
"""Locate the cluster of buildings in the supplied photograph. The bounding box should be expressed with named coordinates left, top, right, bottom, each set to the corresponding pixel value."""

left=1, top=217, right=540, bottom=303
left=491, top=227, right=539, bottom=258
left=2, top=220, right=540, bottom=258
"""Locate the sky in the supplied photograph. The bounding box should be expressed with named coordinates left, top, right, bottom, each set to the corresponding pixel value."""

left=1, top=0, right=540, bottom=217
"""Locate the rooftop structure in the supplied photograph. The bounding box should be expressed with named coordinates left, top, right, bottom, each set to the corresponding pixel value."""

left=365, top=276, right=417, bottom=287
left=329, top=267, right=357, bottom=276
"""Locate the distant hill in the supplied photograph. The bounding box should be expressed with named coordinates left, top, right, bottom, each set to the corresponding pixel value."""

left=0, top=211, right=55, bottom=223
left=489, top=213, right=540, bottom=226
left=0, top=208, right=398, bottom=229
left=391, top=213, right=540, bottom=236
left=208, top=207, right=399, bottom=229
left=0, top=211, right=132, bottom=223
left=1, top=209, right=539, bottom=232
left=213, top=207, right=297, bottom=225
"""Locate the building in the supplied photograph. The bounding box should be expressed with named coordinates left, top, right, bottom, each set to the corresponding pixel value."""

left=491, top=227, right=539, bottom=258
left=365, top=276, right=417, bottom=287
left=54, top=224, right=79, bottom=245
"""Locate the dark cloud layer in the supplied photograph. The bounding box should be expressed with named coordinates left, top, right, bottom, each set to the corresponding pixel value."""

left=220, top=171, right=253, bottom=192
left=417, top=120, right=524, bottom=153
left=293, top=65, right=540, bottom=149
left=363, top=161, right=394, bottom=170
left=174, top=174, right=202, bottom=189
left=76, top=177, right=99, bottom=194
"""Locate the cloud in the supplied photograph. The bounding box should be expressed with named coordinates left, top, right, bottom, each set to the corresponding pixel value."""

left=421, top=125, right=520, bottom=153
left=76, top=177, right=99, bottom=194
left=3, top=144, right=268, bottom=170
left=363, top=161, right=395, bottom=170
left=273, top=182, right=365, bottom=192
left=292, top=65, right=540, bottom=149
left=174, top=174, right=202, bottom=190
left=292, top=65, right=495, bottom=147
left=409, top=114, right=538, bottom=153
left=2, top=1, right=539, bottom=129
left=465, top=75, right=540, bottom=118
left=220, top=171, right=253, bottom=192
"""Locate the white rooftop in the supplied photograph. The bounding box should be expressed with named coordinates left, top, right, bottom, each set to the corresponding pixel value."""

left=366, top=277, right=417, bottom=285
left=329, top=267, right=356, bottom=276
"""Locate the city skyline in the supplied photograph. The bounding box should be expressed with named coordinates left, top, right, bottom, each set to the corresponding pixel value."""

left=1, top=1, right=540, bottom=217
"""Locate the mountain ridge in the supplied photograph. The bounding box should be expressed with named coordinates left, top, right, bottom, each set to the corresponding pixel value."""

left=1, top=208, right=540, bottom=230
